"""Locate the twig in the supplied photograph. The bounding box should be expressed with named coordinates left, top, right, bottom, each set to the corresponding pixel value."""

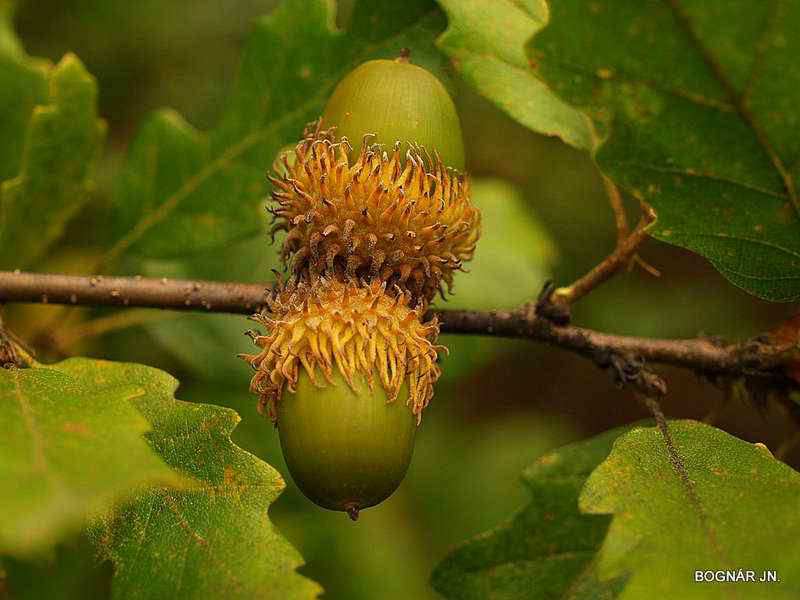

left=0, top=270, right=795, bottom=389
left=603, top=174, right=630, bottom=245
left=554, top=201, right=656, bottom=305
left=0, top=270, right=269, bottom=313
left=536, top=201, right=658, bottom=324
left=602, top=177, right=661, bottom=278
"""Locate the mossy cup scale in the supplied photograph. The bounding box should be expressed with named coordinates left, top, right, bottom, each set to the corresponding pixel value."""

left=277, top=371, right=416, bottom=520
left=322, top=56, right=465, bottom=170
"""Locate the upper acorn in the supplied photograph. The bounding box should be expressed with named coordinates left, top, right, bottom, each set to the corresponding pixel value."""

left=323, top=53, right=465, bottom=169
left=268, top=53, right=480, bottom=304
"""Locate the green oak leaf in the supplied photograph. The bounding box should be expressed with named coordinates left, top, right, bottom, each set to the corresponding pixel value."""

left=581, top=420, right=800, bottom=599
left=435, top=0, right=594, bottom=150
left=71, top=359, right=321, bottom=600
left=0, top=361, right=183, bottom=558
left=0, top=51, right=105, bottom=270
left=432, top=426, right=627, bottom=600
left=529, top=0, right=800, bottom=301
left=111, top=0, right=446, bottom=261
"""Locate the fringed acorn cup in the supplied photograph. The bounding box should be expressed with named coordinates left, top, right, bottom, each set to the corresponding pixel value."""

left=241, top=277, right=443, bottom=518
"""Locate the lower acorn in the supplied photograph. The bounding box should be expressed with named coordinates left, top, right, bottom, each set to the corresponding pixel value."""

left=279, top=371, right=415, bottom=520
left=241, top=277, right=442, bottom=518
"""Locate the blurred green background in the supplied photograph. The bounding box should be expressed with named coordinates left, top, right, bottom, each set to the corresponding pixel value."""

left=5, top=1, right=798, bottom=598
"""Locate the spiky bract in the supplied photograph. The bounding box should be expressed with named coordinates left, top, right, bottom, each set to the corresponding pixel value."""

left=269, top=124, right=480, bottom=305
left=242, top=277, right=442, bottom=422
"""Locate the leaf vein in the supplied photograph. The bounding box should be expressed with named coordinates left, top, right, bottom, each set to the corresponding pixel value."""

left=664, top=0, right=799, bottom=217
left=608, top=160, right=787, bottom=200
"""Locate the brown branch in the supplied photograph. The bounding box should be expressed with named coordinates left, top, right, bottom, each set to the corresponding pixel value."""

left=0, top=270, right=269, bottom=313
left=0, top=270, right=794, bottom=389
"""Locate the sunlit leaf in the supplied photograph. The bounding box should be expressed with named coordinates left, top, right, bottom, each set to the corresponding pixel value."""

left=436, top=0, right=594, bottom=150
left=0, top=361, right=183, bottom=558
left=73, top=359, right=321, bottom=600
left=581, top=420, right=800, bottom=599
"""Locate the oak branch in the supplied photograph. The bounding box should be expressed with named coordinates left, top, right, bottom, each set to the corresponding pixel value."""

left=0, top=270, right=795, bottom=396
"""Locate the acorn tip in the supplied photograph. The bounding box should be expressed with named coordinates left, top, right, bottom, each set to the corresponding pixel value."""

left=345, top=504, right=360, bottom=521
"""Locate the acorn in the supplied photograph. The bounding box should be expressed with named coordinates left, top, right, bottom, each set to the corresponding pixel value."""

left=248, top=52, right=481, bottom=519
left=322, top=51, right=465, bottom=169
left=241, top=277, right=442, bottom=518
left=269, top=53, right=480, bottom=304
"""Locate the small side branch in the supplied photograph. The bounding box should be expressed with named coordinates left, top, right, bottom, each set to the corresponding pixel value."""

left=554, top=201, right=657, bottom=306
left=603, top=175, right=630, bottom=245
left=535, top=202, right=658, bottom=324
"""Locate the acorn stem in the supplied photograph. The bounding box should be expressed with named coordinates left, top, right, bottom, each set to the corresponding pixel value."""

left=346, top=504, right=360, bottom=521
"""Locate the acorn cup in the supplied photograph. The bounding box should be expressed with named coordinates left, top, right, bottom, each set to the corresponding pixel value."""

left=269, top=53, right=479, bottom=305
left=244, top=51, right=480, bottom=518
left=241, top=277, right=442, bottom=519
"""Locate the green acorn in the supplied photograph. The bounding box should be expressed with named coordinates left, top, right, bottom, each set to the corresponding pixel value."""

left=246, top=53, right=480, bottom=519
left=279, top=372, right=415, bottom=519
left=269, top=53, right=479, bottom=304
left=242, top=277, right=442, bottom=519
left=322, top=51, right=465, bottom=169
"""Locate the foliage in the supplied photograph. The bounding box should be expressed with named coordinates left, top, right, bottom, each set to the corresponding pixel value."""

left=525, top=0, right=800, bottom=302
left=0, top=360, right=182, bottom=558
left=435, top=420, right=800, bottom=599
left=432, top=426, right=627, bottom=599
left=0, top=39, right=105, bottom=269
left=1, top=0, right=799, bottom=598
left=582, top=420, right=800, bottom=599
left=1, top=358, right=319, bottom=599
left=435, top=0, right=594, bottom=150
left=81, top=359, right=320, bottom=600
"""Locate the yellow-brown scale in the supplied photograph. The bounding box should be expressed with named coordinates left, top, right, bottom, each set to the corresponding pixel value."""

left=241, top=276, right=443, bottom=424
left=268, top=124, right=480, bottom=305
